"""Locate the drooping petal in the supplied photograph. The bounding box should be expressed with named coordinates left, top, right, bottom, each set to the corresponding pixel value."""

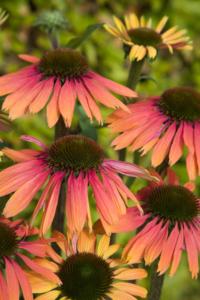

left=17, top=253, right=61, bottom=284
left=46, top=80, right=61, bottom=127
left=58, top=80, right=77, bottom=127
left=66, top=172, right=88, bottom=234
left=28, top=78, right=54, bottom=113
left=4, top=171, right=49, bottom=217
left=152, top=123, right=176, bottom=167
left=5, top=258, right=20, bottom=300
left=11, top=260, right=33, bottom=300
left=41, top=173, right=64, bottom=235
left=89, top=71, right=137, bottom=98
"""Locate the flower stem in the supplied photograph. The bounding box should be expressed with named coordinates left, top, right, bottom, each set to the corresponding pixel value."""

left=147, top=261, right=165, bottom=300
left=52, top=118, right=70, bottom=232
left=127, top=59, right=145, bottom=91
left=118, top=59, right=144, bottom=164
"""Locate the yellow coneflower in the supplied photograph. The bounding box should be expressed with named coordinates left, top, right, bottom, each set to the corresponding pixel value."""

left=104, top=13, right=192, bottom=61
left=27, top=230, right=148, bottom=300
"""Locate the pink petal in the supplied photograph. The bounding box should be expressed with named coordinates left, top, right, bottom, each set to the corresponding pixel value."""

left=89, top=171, right=120, bottom=224
left=184, top=223, right=199, bottom=278
left=0, top=271, right=9, bottom=300
left=183, top=122, right=197, bottom=179
left=2, top=148, right=40, bottom=162
left=101, top=169, right=127, bottom=216
left=46, top=80, right=61, bottom=128
left=82, top=87, right=103, bottom=124
left=41, top=173, right=64, bottom=234
left=144, top=222, right=169, bottom=265
left=103, top=159, right=152, bottom=181
left=158, top=224, right=179, bottom=274
left=8, top=80, right=46, bottom=119
left=74, top=81, right=93, bottom=121
left=2, top=75, right=41, bottom=110
left=0, top=66, right=36, bottom=86
left=4, top=171, right=49, bottom=217
left=152, top=123, right=176, bottom=167
left=89, top=71, right=137, bottom=97
left=18, top=54, right=40, bottom=63
left=10, top=260, right=33, bottom=300
left=28, top=78, right=54, bottom=113
left=102, top=207, right=147, bottom=234
left=84, top=77, right=129, bottom=112
left=31, top=175, right=58, bottom=225
left=58, top=80, right=76, bottom=127
left=169, top=123, right=184, bottom=165
left=5, top=258, right=20, bottom=300
left=170, top=228, right=184, bottom=276
left=194, top=122, right=200, bottom=175
left=66, top=172, right=88, bottom=233
left=19, top=241, right=47, bottom=257
left=21, top=135, right=48, bottom=150
left=17, top=253, right=60, bottom=284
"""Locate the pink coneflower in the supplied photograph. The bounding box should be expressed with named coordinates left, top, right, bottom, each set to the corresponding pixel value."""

left=0, top=216, right=60, bottom=300
left=104, top=170, right=200, bottom=279
left=0, top=134, right=154, bottom=235
left=108, top=86, right=200, bottom=180
left=0, top=48, right=137, bottom=127
left=27, top=230, right=147, bottom=300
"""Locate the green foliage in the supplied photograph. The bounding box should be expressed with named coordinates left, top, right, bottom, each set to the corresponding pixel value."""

left=0, top=1, right=199, bottom=299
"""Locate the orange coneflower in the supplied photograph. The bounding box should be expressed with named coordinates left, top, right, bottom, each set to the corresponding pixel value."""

left=27, top=230, right=147, bottom=300
left=104, top=13, right=192, bottom=61
left=0, top=134, right=154, bottom=235
left=0, top=48, right=137, bottom=127
left=105, top=170, right=200, bottom=279
left=0, top=217, right=60, bottom=300
left=108, top=87, right=200, bottom=180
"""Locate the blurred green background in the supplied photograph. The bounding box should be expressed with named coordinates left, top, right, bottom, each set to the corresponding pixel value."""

left=0, top=0, right=200, bottom=299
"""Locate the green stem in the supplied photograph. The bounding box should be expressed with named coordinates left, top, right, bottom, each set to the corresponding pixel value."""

left=147, top=261, right=165, bottom=300
left=118, top=59, right=145, bottom=163
left=127, top=59, right=145, bottom=91
left=52, top=118, right=70, bottom=232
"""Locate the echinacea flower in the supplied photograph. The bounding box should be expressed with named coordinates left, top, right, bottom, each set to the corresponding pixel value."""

left=104, top=13, right=192, bottom=61
left=108, top=86, right=200, bottom=180
left=27, top=230, right=147, bottom=300
left=0, top=48, right=137, bottom=127
left=0, top=134, right=154, bottom=235
left=103, top=170, right=200, bottom=279
left=0, top=216, right=60, bottom=300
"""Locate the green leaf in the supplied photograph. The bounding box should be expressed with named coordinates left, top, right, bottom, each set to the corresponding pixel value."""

left=139, top=75, right=158, bottom=85
left=66, top=23, right=104, bottom=49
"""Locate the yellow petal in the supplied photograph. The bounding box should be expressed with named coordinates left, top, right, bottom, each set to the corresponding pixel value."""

left=114, top=268, right=147, bottom=280
left=162, top=26, right=178, bottom=38
left=35, top=290, right=61, bottom=300
left=103, top=244, right=120, bottom=259
left=156, top=16, right=168, bottom=33
left=147, top=46, right=157, bottom=58
left=140, top=16, right=146, bottom=27
left=97, top=235, right=110, bottom=256
left=26, top=271, right=58, bottom=293
left=136, top=46, right=147, bottom=61
left=129, top=45, right=140, bottom=60
left=108, top=289, right=138, bottom=300
left=113, top=282, right=147, bottom=298
left=113, top=16, right=127, bottom=34
left=146, top=18, right=152, bottom=28
left=77, top=230, right=96, bottom=253
left=128, top=13, right=140, bottom=28
left=104, top=24, right=121, bottom=38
